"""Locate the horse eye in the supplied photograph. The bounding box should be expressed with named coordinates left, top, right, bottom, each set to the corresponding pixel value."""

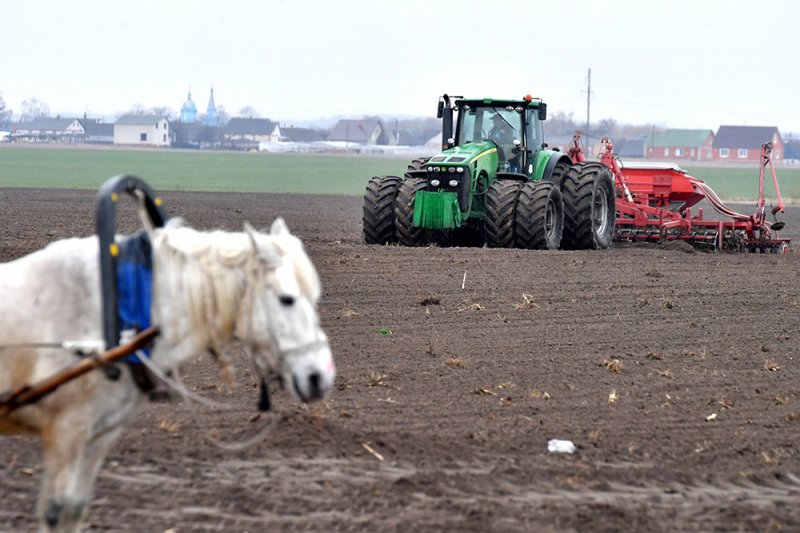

left=278, top=295, right=295, bottom=306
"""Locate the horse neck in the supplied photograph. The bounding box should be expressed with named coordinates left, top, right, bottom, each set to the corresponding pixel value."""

left=150, top=231, right=252, bottom=367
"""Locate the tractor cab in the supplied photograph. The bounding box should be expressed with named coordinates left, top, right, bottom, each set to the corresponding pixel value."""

left=452, top=97, right=546, bottom=177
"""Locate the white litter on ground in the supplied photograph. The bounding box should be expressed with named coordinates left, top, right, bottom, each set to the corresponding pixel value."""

left=547, top=439, right=577, bottom=454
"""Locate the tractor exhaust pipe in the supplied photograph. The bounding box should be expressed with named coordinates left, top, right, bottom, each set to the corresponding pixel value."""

left=438, top=94, right=454, bottom=150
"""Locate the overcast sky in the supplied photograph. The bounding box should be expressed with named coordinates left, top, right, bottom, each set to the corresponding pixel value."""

left=4, top=0, right=800, bottom=132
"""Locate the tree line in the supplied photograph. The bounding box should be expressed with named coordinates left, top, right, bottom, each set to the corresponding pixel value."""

left=0, top=93, right=661, bottom=139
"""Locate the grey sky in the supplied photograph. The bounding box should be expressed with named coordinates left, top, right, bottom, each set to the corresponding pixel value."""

left=4, top=0, right=799, bottom=132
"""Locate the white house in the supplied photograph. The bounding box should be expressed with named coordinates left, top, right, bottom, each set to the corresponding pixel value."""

left=12, top=117, right=85, bottom=143
left=114, top=115, right=174, bottom=146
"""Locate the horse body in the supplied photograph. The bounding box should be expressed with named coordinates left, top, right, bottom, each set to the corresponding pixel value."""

left=0, top=218, right=334, bottom=532
left=0, top=236, right=110, bottom=432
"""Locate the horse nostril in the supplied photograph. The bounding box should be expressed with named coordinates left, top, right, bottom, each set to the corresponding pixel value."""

left=308, top=372, right=322, bottom=399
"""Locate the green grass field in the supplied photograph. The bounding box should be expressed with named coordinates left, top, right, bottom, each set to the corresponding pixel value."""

left=1, top=145, right=798, bottom=200
left=0, top=145, right=408, bottom=195
left=681, top=164, right=798, bottom=202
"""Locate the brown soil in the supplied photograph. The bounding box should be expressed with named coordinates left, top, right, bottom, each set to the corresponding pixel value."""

left=1, top=188, right=799, bottom=532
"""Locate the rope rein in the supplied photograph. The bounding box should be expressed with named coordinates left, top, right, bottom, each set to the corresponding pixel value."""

left=133, top=351, right=239, bottom=411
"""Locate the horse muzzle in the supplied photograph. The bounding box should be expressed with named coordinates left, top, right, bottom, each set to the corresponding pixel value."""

left=286, top=344, right=335, bottom=403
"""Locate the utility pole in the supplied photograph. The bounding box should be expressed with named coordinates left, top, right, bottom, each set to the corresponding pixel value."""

left=585, top=68, right=592, bottom=133
left=584, top=67, right=592, bottom=153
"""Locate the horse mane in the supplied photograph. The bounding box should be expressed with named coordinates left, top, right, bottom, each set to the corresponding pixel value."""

left=148, top=220, right=321, bottom=364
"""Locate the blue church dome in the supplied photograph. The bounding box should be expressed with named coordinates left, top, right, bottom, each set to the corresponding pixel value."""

left=180, top=90, right=198, bottom=123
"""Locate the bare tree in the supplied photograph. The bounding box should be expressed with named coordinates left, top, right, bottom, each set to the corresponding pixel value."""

left=19, top=98, right=50, bottom=122
left=238, top=106, right=259, bottom=119
left=393, top=116, right=441, bottom=142
left=620, top=123, right=661, bottom=139
left=596, top=118, right=620, bottom=137
left=0, top=94, right=12, bottom=127
left=216, top=105, right=229, bottom=125
left=149, top=106, right=174, bottom=119
left=545, top=111, right=578, bottom=136
left=126, top=103, right=147, bottom=115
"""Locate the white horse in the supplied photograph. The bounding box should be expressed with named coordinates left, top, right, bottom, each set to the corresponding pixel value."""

left=0, top=217, right=335, bottom=532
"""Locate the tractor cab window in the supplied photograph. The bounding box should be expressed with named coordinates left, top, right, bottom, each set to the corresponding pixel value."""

left=457, top=106, right=522, bottom=168
left=525, top=109, right=543, bottom=150
left=458, top=107, right=478, bottom=145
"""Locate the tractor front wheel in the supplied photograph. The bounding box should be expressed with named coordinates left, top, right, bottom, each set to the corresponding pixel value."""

left=485, top=180, right=523, bottom=248
left=363, top=175, right=402, bottom=244
left=515, top=181, right=563, bottom=250
left=394, top=177, right=429, bottom=246
left=561, top=163, right=616, bottom=250
left=408, top=157, right=431, bottom=172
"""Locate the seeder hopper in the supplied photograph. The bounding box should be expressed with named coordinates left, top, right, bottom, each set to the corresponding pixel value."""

left=568, top=134, right=790, bottom=253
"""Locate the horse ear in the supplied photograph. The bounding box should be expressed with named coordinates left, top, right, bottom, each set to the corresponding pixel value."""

left=270, top=217, right=290, bottom=236
left=243, top=222, right=259, bottom=251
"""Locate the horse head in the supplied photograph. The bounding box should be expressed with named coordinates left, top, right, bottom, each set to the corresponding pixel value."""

left=238, top=218, right=335, bottom=403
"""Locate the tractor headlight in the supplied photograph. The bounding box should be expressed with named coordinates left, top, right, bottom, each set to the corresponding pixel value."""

left=448, top=180, right=459, bottom=187
left=456, top=167, right=464, bottom=173
left=434, top=166, right=441, bottom=172
left=430, top=179, right=441, bottom=187
left=448, top=167, right=455, bottom=173
left=427, top=166, right=433, bottom=172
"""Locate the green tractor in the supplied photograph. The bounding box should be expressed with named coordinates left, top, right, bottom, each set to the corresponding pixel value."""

left=362, top=94, right=616, bottom=250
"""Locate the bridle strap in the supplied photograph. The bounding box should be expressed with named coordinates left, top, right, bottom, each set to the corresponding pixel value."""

left=276, top=338, right=329, bottom=359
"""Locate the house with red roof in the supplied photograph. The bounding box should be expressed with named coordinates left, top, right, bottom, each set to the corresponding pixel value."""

left=712, top=126, right=783, bottom=163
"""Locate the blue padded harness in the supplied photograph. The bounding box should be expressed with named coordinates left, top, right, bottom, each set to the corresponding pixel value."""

left=116, top=231, right=153, bottom=363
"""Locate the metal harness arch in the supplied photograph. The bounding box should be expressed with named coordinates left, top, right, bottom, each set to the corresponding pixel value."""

left=96, top=175, right=168, bottom=387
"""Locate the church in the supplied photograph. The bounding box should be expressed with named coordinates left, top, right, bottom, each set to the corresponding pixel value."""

left=179, top=87, right=218, bottom=126
left=173, top=87, right=222, bottom=148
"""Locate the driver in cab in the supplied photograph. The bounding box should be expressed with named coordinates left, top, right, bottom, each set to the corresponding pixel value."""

left=488, top=113, right=511, bottom=144
left=487, top=113, right=519, bottom=172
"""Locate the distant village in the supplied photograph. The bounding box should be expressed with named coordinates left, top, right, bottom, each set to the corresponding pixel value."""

left=3, top=88, right=800, bottom=164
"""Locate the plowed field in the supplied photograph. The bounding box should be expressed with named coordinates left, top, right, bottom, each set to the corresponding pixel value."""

left=1, top=188, right=799, bottom=532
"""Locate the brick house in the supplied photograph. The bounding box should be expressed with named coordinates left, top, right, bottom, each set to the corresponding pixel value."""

left=712, top=126, right=783, bottom=163
left=646, top=129, right=714, bottom=161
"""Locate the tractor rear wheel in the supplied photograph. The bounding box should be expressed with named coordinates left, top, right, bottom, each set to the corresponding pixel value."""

left=561, top=163, right=616, bottom=250
left=394, top=177, right=429, bottom=246
left=549, top=161, right=571, bottom=191
left=363, top=176, right=402, bottom=244
left=485, top=180, right=523, bottom=248
left=515, top=181, right=563, bottom=250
